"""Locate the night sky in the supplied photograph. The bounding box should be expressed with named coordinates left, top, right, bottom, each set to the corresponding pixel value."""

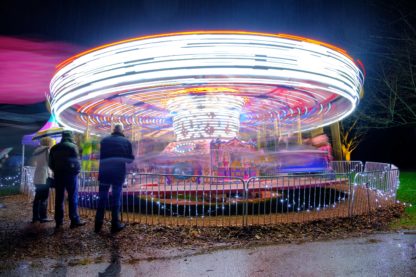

left=0, top=0, right=379, bottom=47
left=1, top=0, right=415, bottom=168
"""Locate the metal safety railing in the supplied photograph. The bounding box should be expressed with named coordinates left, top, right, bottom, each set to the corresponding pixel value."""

left=244, top=173, right=351, bottom=225
left=78, top=172, right=246, bottom=227
left=20, top=161, right=400, bottom=227
left=364, top=161, right=392, bottom=173
left=352, top=168, right=400, bottom=215
left=20, top=166, right=35, bottom=199
left=330, top=160, right=363, bottom=174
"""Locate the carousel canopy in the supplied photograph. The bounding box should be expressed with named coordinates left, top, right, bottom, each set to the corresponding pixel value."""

left=49, top=31, right=364, bottom=141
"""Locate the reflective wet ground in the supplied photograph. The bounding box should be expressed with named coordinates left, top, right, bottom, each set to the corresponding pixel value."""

left=5, top=231, right=415, bottom=277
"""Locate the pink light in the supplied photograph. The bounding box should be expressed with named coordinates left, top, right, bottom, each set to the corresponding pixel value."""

left=0, top=36, right=78, bottom=104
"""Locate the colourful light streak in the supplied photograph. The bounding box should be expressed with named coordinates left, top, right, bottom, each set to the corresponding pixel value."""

left=0, top=36, right=76, bottom=104
left=49, top=31, right=364, bottom=138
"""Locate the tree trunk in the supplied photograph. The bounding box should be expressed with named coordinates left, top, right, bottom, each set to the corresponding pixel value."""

left=341, top=145, right=352, bottom=161
left=344, top=151, right=351, bottom=161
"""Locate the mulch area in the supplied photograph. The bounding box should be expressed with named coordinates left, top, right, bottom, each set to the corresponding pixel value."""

left=0, top=194, right=405, bottom=267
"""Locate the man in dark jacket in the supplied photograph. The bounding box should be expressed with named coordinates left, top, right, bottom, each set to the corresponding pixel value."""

left=49, top=131, right=85, bottom=230
left=95, top=123, right=134, bottom=233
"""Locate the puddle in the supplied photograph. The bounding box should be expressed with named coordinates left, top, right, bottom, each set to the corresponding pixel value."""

left=366, top=238, right=382, bottom=244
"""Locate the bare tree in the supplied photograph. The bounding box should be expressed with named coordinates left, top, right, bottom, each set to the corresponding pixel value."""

left=362, top=3, right=416, bottom=128
left=339, top=117, right=367, bottom=161
left=339, top=2, right=416, bottom=160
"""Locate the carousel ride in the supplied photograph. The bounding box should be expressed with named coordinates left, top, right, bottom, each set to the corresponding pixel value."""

left=49, top=31, right=364, bottom=214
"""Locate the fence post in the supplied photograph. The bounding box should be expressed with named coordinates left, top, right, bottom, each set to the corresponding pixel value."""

left=243, top=178, right=251, bottom=227
left=347, top=172, right=353, bottom=217
left=242, top=178, right=246, bottom=227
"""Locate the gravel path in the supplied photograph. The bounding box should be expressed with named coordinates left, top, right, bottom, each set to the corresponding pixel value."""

left=0, top=194, right=406, bottom=274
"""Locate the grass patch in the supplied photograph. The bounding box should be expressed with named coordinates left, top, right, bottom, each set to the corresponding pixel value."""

left=0, top=186, right=20, bottom=197
left=391, top=171, right=416, bottom=229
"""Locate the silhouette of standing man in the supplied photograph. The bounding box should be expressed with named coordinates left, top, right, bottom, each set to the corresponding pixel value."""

left=95, top=123, right=134, bottom=233
left=49, top=130, right=85, bottom=230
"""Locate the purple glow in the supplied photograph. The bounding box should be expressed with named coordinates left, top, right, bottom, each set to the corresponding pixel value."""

left=0, top=37, right=77, bottom=104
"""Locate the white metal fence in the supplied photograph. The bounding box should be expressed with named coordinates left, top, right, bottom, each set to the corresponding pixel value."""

left=330, top=161, right=363, bottom=174
left=21, top=160, right=400, bottom=226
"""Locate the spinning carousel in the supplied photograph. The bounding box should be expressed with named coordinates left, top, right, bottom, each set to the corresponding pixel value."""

left=49, top=31, right=364, bottom=213
left=49, top=31, right=364, bottom=175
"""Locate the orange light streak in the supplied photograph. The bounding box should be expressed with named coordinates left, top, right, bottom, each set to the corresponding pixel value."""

left=56, top=31, right=355, bottom=72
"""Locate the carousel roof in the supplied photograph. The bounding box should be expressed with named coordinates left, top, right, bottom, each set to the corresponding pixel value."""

left=49, top=31, right=364, bottom=141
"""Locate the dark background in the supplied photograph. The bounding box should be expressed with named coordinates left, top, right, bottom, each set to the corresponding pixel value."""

left=0, top=0, right=415, bottom=169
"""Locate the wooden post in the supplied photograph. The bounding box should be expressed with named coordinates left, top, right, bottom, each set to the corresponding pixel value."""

left=274, top=119, right=279, bottom=151
left=257, top=127, right=261, bottom=150
left=311, top=127, right=324, bottom=137
left=330, top=122, right=343, bottom=160
left=297, top=114, right=302, bottom=144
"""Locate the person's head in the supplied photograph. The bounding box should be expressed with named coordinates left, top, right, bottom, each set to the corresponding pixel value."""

left=61, top=130, right=74, bottom=142
left=40, top=137, right=55, bottom=148
left=113, top=123, right=124, bottom=134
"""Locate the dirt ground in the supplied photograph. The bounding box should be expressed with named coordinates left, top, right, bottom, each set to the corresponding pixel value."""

left=0, top=194, right=405, bottom=272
